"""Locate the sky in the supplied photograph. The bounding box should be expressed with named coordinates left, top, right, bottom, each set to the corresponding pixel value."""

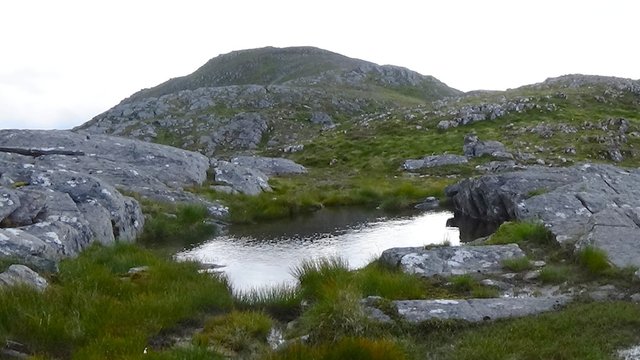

left=1, top=0, right=638, bottom=130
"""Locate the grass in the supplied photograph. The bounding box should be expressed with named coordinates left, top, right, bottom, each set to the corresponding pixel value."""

left=448, top=275, right=499, bottom=298
left=486, top=221, right=554, bottom=246
left=234, top=284, right=302, bottom=321
left=266, top=337, right=407, bottom=360
left=137, top=203, right=217, bottom=249
left=0, top=243, right=233, bottom=359
left=445, top=301, right=640, bottom=359
left=501, top=256, right=533, bottom=272
left=193, top=311, right=272, bottom=355
left=539, top=264, right=572, bottom=284
left=577, top=246, right=612, bottom=275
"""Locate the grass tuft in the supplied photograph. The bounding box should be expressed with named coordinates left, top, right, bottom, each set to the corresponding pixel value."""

left=577, top=246, right=611, bottom=275
left=193, top=311, right=272, bottom=354
left=267, top=337, right=407, bottom=360
left=501, top=256, right=532, bottom=272
left=539, top=264, right=571, bottom=284
left=486, top=221, right=554, bottom=246
left=235, top=284, right=302, bottom=321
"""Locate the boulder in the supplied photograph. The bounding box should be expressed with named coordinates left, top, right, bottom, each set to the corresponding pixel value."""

left=0, top=264, right=48, bottom=292
left=213, top=161, right=271, bottom=195
left=379, top=244, right=525, bottom=277
left=310, top=112, right=335, bottom=129
left=403, top=154, right=468, bottom=171
left=463, top=134, right=513, bottom=159
left=447, top=163, right=640, bottom=268
left=231, top=156, right=307, bottom=176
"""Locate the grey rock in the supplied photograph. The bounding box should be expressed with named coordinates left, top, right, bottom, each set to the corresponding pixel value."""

left=379, top=244, right=525, bottom=277
left=618, top=345, right=640, bottom=360
left=0, top=189, right=20, bottom=223
left=403, top=154, right=468, bottom=171
left=447, top=163, right=640, bottom=268
left=310, top=112, right=335, bottom=129
left=0, top=264, right=48, bottom=292
left=630, top=293, right=640, bottom=302
left=128, top=266, right=150, bottom=274
left=231, top=156, right=307, bottom=176
left=523, top=270, right=541, bottom=280
left=214, top=161, right=271, bottom=195
left=390, top=296, right=568, bottom=323
left=206, top=112, right=268, bottom=154
left=283, top=144, right=304, bottom=153
left=463, top=134, right=512, bottom=159
left=415, top=196, right=440, bottom=210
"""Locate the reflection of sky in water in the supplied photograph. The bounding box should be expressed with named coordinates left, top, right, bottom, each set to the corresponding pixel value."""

left=177, top=210, right=458, bottom=292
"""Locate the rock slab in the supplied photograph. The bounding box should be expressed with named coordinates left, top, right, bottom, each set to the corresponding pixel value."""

left=393, top=296, right=568, bottom=323
left=379, top=244, right=525, bottom=277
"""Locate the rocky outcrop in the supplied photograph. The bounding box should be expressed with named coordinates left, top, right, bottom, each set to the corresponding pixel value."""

left=0, top=129, right=228, bottom=267
left=210, top=156, right=307, bottom=195
left=230, top=156, right=307, bottom=176
left=199, top=112, right=269, bottom=155
left=379, top=244, right=525, bottom=277
left=0, top=264, right=48, bottom=292
left=446, top=163, right=640, bottom=268
left=403, top=154, right=468, bottom=171
left=388, top=296, right=568, bottom=323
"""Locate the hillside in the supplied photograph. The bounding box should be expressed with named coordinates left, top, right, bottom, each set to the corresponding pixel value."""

left=76, top=46, right=461, bottom=155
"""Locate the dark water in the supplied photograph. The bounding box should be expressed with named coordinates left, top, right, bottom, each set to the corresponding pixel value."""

left=177, top=208, right=459, bottom=291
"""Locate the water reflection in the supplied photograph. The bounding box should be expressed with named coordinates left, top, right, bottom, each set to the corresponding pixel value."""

left=177, top=209, right=459, bottom=291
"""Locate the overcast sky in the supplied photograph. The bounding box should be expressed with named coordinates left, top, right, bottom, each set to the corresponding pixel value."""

left=1, top=0, right=638, bottom=130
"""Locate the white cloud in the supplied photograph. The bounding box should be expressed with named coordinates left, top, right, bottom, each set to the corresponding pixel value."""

left=1, top=0, right=639, bottom=130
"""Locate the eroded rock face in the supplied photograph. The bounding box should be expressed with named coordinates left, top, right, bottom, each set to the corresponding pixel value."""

left=447, top=163, right=640, bottom=268
left=379, top=244, right=525, bottom=277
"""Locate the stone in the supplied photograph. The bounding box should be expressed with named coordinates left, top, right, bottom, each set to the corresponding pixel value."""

left=230, top=156, right=307, bottom=176
left=618, top=345, right=640, bottom=360
left=283, top=144, right=304, bottom=153
left=389, top=296, right=568, bottom=323
left=463, top=134, right=512, bottom=159
left=213, top=161, right=271, bottom=195
left=630, top=293, right=640, bottom=302
left=415, top=196, right=440, bottom=210
left=403, top=154, right=468, bottom=171
left=523, top=270, right=541, bottom=281
left=310, top=112, right=335, bottom=129
left=447, top=163, right=640, bottom=269
left=379, top=244, right=525, bottom=277
left=0, top=264, right=48, bottom=292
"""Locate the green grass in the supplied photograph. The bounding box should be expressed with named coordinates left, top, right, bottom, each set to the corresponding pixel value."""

left=193, top=311, right=272, bottom=355
left=234, top=284, right=302, bottom=321
left=267, top=337, right=407, bottom=360
left=578, top=246, right=612, bottom=275
left=486, top=221, right=554, bottom=246
left=446, top=301, right=640, bottom=359
left=501, top=256, right=533, bottom=272
left=137, top=203, right=217, bottom=249
left=447, top=275, right=499, bottom=298
left=0, top=243, right=233, bottom=359
left=539, top=264, right=572, bottom=284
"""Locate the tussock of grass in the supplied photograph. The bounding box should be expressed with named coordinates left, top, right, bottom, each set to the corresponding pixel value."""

left=138, top=204, right=217, bottom=248
left=235, top=284, right=302, bottom=321
left=448, top=302, right=640, bottom=359
left=193, top=311, right=272, bottom=354
left=501, top=256, right=532, bottom=272
left=448, top=275, right=499, bottom=298
left=267, top=337, right=407, bottom=360
left=0, top=243, right=233, bottom=358
left=577, top=246, right=611, bottom=275
left=539, top=264, right=571, bottom=284
left=486, top=221, right=554, bottom=246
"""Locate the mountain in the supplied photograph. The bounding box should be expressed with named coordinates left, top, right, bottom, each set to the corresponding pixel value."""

left=76, top=46, right=461, bottom=155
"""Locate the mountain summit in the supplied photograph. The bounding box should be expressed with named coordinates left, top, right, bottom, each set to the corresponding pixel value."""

left=126, top=46, right=461, bottom=102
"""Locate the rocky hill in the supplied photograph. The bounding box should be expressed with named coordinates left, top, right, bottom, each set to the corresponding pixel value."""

left=75, top=46, right=461, bottom=156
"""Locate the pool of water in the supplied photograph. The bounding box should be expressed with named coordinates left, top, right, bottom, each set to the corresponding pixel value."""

left=177, top=208, right=459, bottom=291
